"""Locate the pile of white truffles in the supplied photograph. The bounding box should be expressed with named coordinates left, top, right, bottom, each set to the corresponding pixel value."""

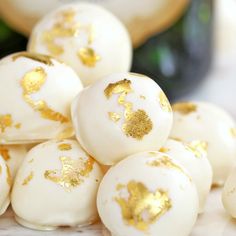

left=0, top=2, right=235, bottom=236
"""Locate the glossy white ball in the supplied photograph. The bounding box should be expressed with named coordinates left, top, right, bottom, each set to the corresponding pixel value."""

left=0, top=52, right=83, bottom=144
left=28, top=3, right=132, bottom=86
left=71, top=72, right=173, bottom=165
left=170, top=101, right=236, bottom=186
left=97, top=151, right=199, bottom=236
left=11, top=139, right=103, bottom=230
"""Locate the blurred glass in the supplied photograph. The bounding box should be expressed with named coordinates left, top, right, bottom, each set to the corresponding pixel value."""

left=132, top=0, right=214, bottom=100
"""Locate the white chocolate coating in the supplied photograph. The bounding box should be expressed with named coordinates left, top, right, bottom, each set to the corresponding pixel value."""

left=97, top=151, right=199, bottom=236
left=0, top=52, right=83, bottom=144
left=71, top=72, right=173, bottom=165
left=0, top=155, right=11, bottom=215
left=0, top=145, right=27, bottom=178
left=11, top=139, right=103, bottom=230
left=222, top=167, right=236, bottom=218
left=170, top=101, right=236, bottom=186
left=28, top=3, right=132, bottom=86
left=161, top=139, right=212, bottom=213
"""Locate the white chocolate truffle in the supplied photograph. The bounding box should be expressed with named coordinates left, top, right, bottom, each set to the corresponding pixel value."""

left=11, top=139, right=103, bottom=230
left=97, top=151, right=199, bottom=236
left=160, top=139, right=212, bottom=213
left=222, top=167, right=236, bottom=218
left=170, top=102, right=236, bottom=186
left=0, top=145, right=27, bottom=178
left=28, top=3, right=132, bottom=86
left=0, top=52, right=83, bottom=144
left=71, top=72, right=173, bottom=165
left=0, top=155, right=11, bottom=215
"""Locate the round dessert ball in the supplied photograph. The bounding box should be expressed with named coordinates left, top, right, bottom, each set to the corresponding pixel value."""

left=11, top=139, right=103, bottom=230
left=0, top=52, right=83, bottom=144
left=222, top=168, right=236, bottom=218
left=28, top=3, right=132, bottom=86
left=160, top=139, right=212, bottom=213
left=0, top=145, right=27, bottom=178
left=170, top=101, right=236, bottom=186
left=97, top=151, right=199, bottom=236
left=71, top=72, right=173, bottom=165
left=0, top=155, right=11, bottom=215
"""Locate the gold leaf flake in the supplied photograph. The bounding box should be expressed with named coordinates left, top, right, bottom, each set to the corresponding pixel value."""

left=159, top=92, right=172, bottom=112
left=159, top=147, right=170, bottom=153
left=172, top=102, right=197, bottom=115
left=58, top=143, right=72, bottom=151
left=78, top=47, right=100, bottom=67
left=140, top=95, right=146, bottom=100
left=22, top=172, right=34, bottom=186
left=21, top=67, right=69, bottom=123
left=6, top=164, right=12, bottom=186
left=147, top=155, right=191, bottom=181
left=0, top=114, right=13, bottom=133
left=231, top=128, right=236, bottom=138
left=12, top=52, right=54, bottom=66
left=184, top=141, right=208, bottom=158
left=108, top=112, right=121, bottom=122
left=44, top=156, right=94, bottom=191
left=104, top=79, right=153, bottom=140
left=115, top=181, right=171, bottom=231
left=0, top=146, right=10, bottom=161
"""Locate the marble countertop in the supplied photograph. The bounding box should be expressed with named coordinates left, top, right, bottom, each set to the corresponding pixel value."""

left=0, top=188, right=235, bottom=236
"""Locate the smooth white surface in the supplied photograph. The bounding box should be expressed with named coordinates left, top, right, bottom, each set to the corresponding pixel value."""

left=0, top=189, right=235, bottom=235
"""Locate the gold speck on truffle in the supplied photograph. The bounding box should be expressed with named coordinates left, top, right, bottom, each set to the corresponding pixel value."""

left=231, top=128, right=236, bottom=138
left=159, top=92, right=172, bottom=112
left=12, top=52, right=54, bottom=66
left=108, top=112, right=121, bottom=122
left=147, top=155, right=191, bottom=181
left=184, top=141, right=208, bottom=158
left=22, top=172, right=34, bottom=186
left=44, top=156, right=94, bottom=191
left=104, top=79, right=152, bottom=140
left=172, top=102, right=197, bottom=115
left=0, top=114, right=13, bottom=133
left=0, top=146, right=10, bottom=161
left=58, top=143, right=72, bottom=151
left=115, top=181, right=171, bottom=231
left=21, top=67, right=69, bottom=123
left=78, top=47, right=100, bottom=67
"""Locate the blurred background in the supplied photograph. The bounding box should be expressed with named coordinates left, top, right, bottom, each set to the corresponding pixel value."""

left=0, top=0, right=235, bottom=117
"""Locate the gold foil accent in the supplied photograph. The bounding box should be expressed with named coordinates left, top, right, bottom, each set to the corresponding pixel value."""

left=140, top=95, right=146, bottom=100
left=58, top=143, right=72, bottom=151
left=115, top=181, right=171, bottom=231
left=0, top=114, right=13, bottom=133
left=184, top=141, right=208, bottom=158
left=104, top=79, right=153, bottom=140
left=159, top=147, right=170, bottom=153
left=22, top=172, right=34, bottom=186
left=12, top=52, right=54, bottom=66
left=78, top=47, right=100, bottom=67
left=159, top=92, right=172, bottom=112
left=21, top=67, right=69, bottom=123
left=41, top=9, right=100, bottom=66
left=148, top=155, right=191, bottom=180
left=6, top=164, right=12, bottom=186
left=108, top=112, right=121, bottom=122
left=0, top=146, right=10, bottom=161
left=56, top=127, right=74, bottom=139
left=44, top=156, right=94, bottom=191
left=231, top=128, right=236, bottom=138
left=170, top=137, right=182, bottom=142
left=14, top=123, right=21, bottom=129
left=172, top=102, right=197, bottom=115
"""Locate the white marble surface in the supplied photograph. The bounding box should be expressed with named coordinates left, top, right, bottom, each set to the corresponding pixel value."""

left=0, top=189, right=235, bottom=236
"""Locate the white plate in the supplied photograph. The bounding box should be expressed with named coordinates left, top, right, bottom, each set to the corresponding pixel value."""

left=1, top=188, right=236, bottom=236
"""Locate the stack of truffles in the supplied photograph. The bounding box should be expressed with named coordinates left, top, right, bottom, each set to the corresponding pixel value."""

left=0, top=3, right=235, bottom=236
